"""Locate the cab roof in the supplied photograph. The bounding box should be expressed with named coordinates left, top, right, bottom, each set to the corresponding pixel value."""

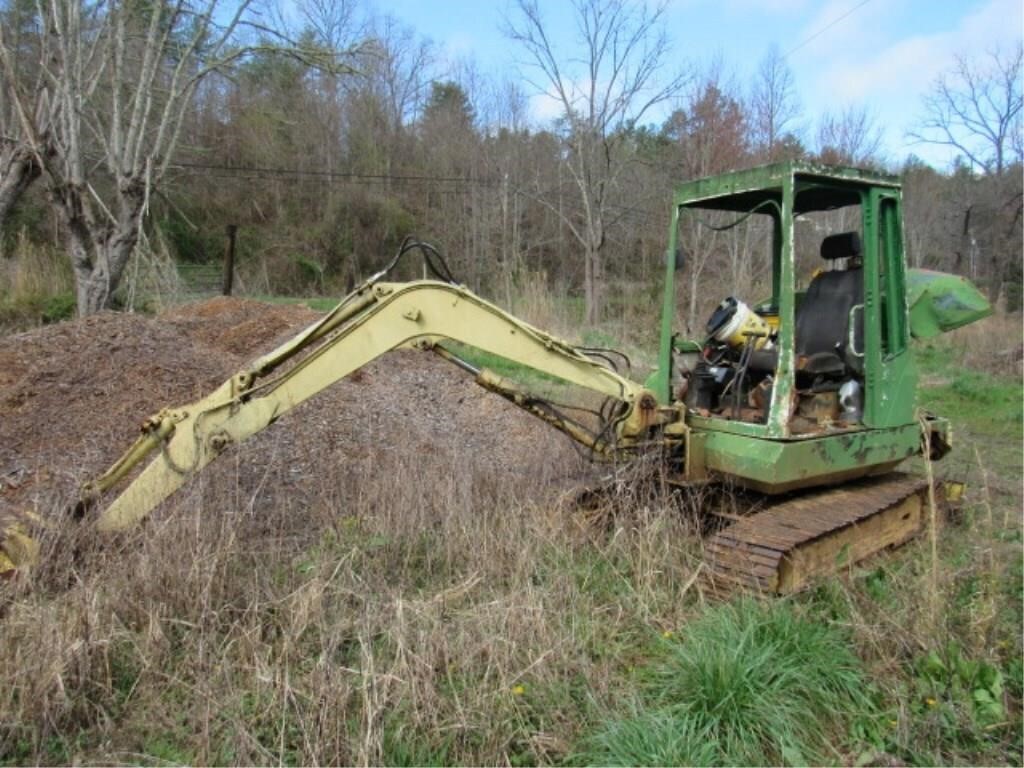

left=673, top=160, right=901, bottom=215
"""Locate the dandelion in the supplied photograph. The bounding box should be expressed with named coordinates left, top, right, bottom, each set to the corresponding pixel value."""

left=889, top=719, right=898, bottom=727
left=925, top=697, right=937, bottom=708
left=511, top=684, right=526, bottom=696
left=662, top=630, right=674, bottom=639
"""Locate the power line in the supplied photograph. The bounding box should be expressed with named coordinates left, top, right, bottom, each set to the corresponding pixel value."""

left=783, top=0, right=873, bottom=59
left=172, top=160, right=500, bottom=187
left=170, top=159, right=657, bottom=220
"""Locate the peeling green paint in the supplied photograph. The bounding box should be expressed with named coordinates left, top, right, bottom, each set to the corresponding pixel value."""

left=699, top=424, right=923, bottom=493
left=907, top=269, right=992, bottom=339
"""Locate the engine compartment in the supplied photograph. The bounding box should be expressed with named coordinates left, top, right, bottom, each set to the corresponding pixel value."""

left=677, top=293, right=865, bottom=434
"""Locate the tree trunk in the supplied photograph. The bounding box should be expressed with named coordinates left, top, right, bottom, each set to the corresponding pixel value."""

left=0, top=143, right=41, bottom=233
left=583, top=243, right=597, bottom=325
left=70, top=229, right=140, bottom=315
left=55, top=179, right=143, bottom=316
left=583, top=217, right=605, bottom=325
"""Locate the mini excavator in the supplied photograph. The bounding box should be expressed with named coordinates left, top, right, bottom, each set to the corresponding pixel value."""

left=0, top=162, right=993, bottom=592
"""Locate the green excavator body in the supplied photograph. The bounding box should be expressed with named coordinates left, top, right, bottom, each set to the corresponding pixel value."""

left=649, top=161, right=988, bottom=494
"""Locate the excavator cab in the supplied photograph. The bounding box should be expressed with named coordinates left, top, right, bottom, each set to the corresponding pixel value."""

left=643, top=161, right=993, bottom=591
left=651, top=161, right=946, bottom=493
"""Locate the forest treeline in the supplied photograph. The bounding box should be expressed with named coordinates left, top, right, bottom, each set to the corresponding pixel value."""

left=1, top=0, right=1021, bottom=326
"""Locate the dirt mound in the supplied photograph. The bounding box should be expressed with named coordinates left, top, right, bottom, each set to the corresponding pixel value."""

left=0, top=311, right=240, bottom=517
left=161, top=296, right=323, bottom=357
left=1, top=297, right=587, bottom=528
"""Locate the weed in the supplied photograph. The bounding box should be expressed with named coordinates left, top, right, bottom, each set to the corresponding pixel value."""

left=585, top=599, right=874, bottom=766
left=582, top=708, right=717, bottom=766
left=914, top=642, right=1006, bottom=726
left=42, top=293, right=76, bottom=323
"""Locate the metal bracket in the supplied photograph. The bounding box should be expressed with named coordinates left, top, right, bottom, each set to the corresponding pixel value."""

left=848, top=304, right=865, bottom=358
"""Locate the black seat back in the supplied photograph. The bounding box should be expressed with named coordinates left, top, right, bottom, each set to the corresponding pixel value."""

left=795, top=232, right=864, bottom=369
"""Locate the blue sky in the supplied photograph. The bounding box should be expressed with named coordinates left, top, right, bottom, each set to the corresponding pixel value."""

left=365, top=0, right=1022, bottom=168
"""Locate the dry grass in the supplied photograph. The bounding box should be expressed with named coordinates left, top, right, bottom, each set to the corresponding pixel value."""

left=926, top=312, right=1023, bottom=379
left=508, top=269, right=577, bottom=340
left=0, top=298, right=1019, bottom=765
left=0, top=233, right=74, bottom=330
left=0, top=448, right=705, bottom=765
left=0, top=233, right=70, bottom=300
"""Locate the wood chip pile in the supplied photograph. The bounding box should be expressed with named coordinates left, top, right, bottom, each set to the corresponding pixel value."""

left=0, top=298, right=588, bottom=528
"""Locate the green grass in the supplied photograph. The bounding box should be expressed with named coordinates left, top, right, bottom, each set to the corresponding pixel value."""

left=583, top=709, right=718, bottom=766
left=918, top=370, right=1022, bottom=439
left=582, top=599, right=875, bottom=766
left=440, top=341, right=568, bottom=391
left=0, top=291, right=76, bottom=331
left=254, top=294, right=340, bottom=312
left=916, top=338, right=1022, bottom=440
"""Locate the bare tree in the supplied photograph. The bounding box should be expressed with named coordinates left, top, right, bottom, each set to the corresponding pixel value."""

left=1, top=1, right=244, bottom=313
left=663, top=62, right=757, bottom=330
left=910, top=44, right=1023, bottom=175
left=504, top=0, right=686, bottom=324
left=0, top=0, right=358, bottom=315
left=908, top=45, right=1023, bottom=305
left=0, top=87, right=46, bottom=234
left=816, top=105, right=884, bottom=167
left=339, top=14, right=433, bottom=181
left=0, top=1, right=49, bottom=235
left=749, top=44, right=801, bottom=162
left=664, top=59, right=749, bottom=179
left=366, top=14, right=434, bottom=135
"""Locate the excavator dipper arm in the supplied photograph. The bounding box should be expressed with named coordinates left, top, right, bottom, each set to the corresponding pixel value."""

left=80, top=280, right=666, bottom=535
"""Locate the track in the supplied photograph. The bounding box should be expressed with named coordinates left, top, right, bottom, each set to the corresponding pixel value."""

left=706, top=473, right=931, bottom=593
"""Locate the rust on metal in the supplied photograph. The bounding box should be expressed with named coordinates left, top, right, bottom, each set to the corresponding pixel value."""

left=706, top=472, right=929, bottom=593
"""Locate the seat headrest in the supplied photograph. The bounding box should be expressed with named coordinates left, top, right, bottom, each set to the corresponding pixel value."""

left=820, top=231, right=862, bottom=260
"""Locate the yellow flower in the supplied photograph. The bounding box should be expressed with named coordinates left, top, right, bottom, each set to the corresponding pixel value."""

left=926, top=697, right=937, bottom=708
left=511, top=684, right=526, bottom=696
left=889, top=720, right=898, bottom=727
left=662, top=630, right=674, bottom=639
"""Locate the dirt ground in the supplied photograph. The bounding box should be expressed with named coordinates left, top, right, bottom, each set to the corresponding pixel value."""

left=0, top=297, right=590, bottom=530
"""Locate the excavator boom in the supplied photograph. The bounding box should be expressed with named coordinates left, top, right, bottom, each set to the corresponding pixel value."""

left=20, top=276, right=671, bottom=552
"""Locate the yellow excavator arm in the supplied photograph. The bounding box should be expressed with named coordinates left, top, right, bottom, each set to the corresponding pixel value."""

left=85, top=279, right=671, bottom=534
left=0, top=262, right=681, bottom=576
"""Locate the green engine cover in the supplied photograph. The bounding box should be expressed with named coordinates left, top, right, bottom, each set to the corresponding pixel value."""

left=906, top=268, right=992, bottom=340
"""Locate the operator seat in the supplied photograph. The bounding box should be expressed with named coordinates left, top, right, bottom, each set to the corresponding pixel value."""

left=794, top=231, right=864, bottom=376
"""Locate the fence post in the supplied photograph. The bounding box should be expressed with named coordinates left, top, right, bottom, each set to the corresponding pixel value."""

left=222, top=224, right=238, bottom=296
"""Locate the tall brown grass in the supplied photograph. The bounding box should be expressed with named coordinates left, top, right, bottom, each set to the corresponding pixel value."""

left=0, top=445, right=705, bottom=765
left=0, top=232, right=73, bottom=328
left=935, top=312, right=1023, bottom=378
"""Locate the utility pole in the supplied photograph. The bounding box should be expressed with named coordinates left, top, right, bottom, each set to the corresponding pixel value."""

left=222, top=224, right=238, bottom=296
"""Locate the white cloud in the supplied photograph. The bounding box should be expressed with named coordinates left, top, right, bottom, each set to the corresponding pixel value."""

left=817, top=0, right=1021, bottom=103
left=529, top=91, right=565, bottom=123
left=789, top=0, right=895, bottom=60
left=798, top=0, right=1022, bottom=165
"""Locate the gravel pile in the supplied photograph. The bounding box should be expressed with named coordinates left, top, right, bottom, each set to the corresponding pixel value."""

left=0, top=297, right=588, bottom=528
